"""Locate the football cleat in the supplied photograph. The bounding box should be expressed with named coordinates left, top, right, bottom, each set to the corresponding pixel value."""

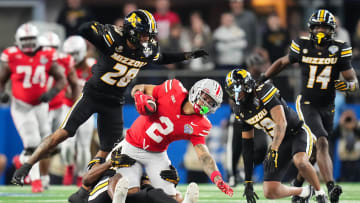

left=113, top=177, right=129, bottom=203
left=228, top=175, right=237, bottom=187
left=183, top=182, right=199, bottom=203
left=63, top=165, right=74, bottom=185
left=31, top=179, right=44, bottom=193
left=315, top=194, right=328, bottom=203
left=328, top=185, right=342, bottom=203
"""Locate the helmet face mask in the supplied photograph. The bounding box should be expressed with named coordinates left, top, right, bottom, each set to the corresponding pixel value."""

left=189, top=79, right=223, bottom=115
left=15, top=23, right=40, bottom=54
left=225, top=69, right=255, bottom=105
left=308, top=9, right=336, bottom=46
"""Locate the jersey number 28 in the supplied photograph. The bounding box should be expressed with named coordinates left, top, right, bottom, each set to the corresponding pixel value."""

left=100, top=63, right=139, bottom=87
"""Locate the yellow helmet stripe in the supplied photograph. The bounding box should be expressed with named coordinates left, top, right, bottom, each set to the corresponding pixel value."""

left=142, top=10, right=155, bottom=32
left=319, top=9, right=325, bottom=22
left=226, top=71, right=233, bottom=86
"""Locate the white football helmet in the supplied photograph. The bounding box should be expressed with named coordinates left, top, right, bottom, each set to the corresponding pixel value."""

left=189, top=78, right=223, bottom=115
left=15, top=23, right=40, bottom=53
left=38, top=31, right=61, bottom=49
left=63, top=35, right=87, bottom=65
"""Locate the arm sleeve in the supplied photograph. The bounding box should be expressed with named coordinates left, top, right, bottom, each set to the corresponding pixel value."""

left=78, top=21, right=109, bottom=53
left=155, top=52, right=188, bottom=65
left=338, top=42, right=353, bottom=71
left=242, top=138, right=254, bottom=181
left=288, top=38, right=302, bottom=63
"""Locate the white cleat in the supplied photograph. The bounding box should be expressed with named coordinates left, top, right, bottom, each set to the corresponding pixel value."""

left=183, top=182, right=199, bottom=203
left=112, top=177, right=129, bottom=203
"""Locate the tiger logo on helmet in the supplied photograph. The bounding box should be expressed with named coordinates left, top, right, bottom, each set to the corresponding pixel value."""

left=308, top=9, right=336, bottom=46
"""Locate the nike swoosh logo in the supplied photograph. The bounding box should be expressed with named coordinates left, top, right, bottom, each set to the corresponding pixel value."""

left=190, top=122, right=198, bottom=126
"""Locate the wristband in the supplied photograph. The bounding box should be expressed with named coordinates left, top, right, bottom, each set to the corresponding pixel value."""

left=210, top=171, right=222, bottom=183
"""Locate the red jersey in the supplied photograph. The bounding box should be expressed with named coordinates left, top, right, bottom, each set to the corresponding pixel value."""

left=64, top=57, right=95, bottom=107
left=1, top=46, right=57, bottom=105
left=126, top=79, right=212, bottom=152
left=49, top=53, right=74, bottom=110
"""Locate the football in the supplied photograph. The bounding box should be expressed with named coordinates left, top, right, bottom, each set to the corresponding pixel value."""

left=145, top=99, right=157, bottom=115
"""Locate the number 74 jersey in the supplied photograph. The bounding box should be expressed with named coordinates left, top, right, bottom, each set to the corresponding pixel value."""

left=1, top=46, right=57, bottom=105
left=125, top=79, right=212, bottom=152
left=288, top=37, right=352, bottom=106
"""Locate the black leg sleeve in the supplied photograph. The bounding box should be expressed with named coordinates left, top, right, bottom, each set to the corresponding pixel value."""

left=231, top=120, right=243, bottom=176
left=242, top=138, right=254, bottom=181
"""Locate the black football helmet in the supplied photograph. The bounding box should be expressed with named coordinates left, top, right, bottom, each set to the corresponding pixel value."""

left=308, top=9, right=336, bottom=46
left=123, top=9, right=158, bottom=49
left=225, top=68, right=256, bottom=105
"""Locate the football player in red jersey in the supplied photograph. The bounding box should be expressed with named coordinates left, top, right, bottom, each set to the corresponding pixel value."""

left=61, top=35, right=96, bottom=186
left=0, top=23, right=66, bottom=192
left=115, top=78, right=233, bottom=200
left=38, top=31, right=81, bottom=189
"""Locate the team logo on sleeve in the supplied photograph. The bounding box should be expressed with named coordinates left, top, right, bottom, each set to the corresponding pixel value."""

left=40, top=55, right=48, bottom=64
left=184, top=124, right=193, bottom=134
left=328, top=45, right=339, bottom=55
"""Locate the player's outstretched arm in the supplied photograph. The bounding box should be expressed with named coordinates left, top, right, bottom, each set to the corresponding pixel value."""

left=194, top=144, right=233, bottom=197
left=156, top=49, right=208, bottom=65
left=262, top=55, right=291, bottom=82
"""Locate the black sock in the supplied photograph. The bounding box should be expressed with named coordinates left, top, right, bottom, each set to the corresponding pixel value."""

left=326, top=181, right=335, bottom=191
left=293, top=177, right=305, bottom=187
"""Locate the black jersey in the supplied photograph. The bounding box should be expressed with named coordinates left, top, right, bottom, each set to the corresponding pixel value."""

left=288, top=37, right=352, bottom=106
left=234, top=82, right=302, bottom=138
left=79, top=21, right=187, bottom=103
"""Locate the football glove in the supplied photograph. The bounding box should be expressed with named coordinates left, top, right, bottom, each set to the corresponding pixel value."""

left=0, top=92, right=9, bottom=103
left=185, top=49, right=209, bottom=59
left=160, top=165, right=180, bottom=186
left=11, top=163, right=32, bottom=186
left=111, top=150, right=136, bottom=168
left=39, top=88, right=60, bottom=102
left=243, top=181, right=259, bottom=203
left=263, top=148, right=278, bottom=173
left=215, top=179, right=234, bottom=197
left=134, top=91, right=156, bottom=115
left=334, top=80, right=357, bottom=92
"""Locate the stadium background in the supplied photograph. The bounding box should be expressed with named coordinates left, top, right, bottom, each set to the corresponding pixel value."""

left=0, top=0, right=360, bottom=188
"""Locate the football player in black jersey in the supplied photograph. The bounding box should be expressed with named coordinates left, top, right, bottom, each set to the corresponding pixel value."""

left=260, top=9, right=358, bottom=203
left=225, top=69, right=328, bottom=203
left=11, top=9, right=208, bottom=187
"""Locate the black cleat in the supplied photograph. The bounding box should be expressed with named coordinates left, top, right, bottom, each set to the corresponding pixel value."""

left=315, top=194, right=328, bottom=203
left=292, top=185, right=313, bottom=203
left=328, top=185, right=342, bottom=203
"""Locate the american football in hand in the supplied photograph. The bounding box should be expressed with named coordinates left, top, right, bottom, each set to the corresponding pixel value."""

left=145, top=99, right=157, bottom=115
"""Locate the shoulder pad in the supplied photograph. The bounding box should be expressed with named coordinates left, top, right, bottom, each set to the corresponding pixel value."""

left=300, top=36, right=310, bottom=40
left=164, top=79, right=187, bottom=94
left=334, top=39, right=345, bottom=44
left=256, top=83, right=279, bottom=105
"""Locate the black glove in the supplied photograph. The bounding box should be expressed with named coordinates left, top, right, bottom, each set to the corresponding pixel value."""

left=243, top=181, right=259, bottom=203
left=11, top=163, right=32, bottom=186
left=111, top=150, right=136, bottom=168
left=160, top=165, right=180, bottom=186
left=263, top=148, right=278, bottom=173
left=0, top=92, right=9, bottom=103
left=185, top=49, right=209, bottom=59
left=68, top=187, right=89, bottom=203
left=39, top=88, right=60, bottom=102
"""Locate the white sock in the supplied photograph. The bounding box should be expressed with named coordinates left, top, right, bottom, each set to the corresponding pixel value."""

left=315, top=189, right=325, bottom=196
left=299, top=186, right=310, bottom=198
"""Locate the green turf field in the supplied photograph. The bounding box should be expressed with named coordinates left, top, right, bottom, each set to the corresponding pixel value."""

left=0, top=183, right=359, bottom=202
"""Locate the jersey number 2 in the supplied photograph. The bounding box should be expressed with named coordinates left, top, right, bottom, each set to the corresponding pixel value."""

left=100, top=63, right=139, bottom=87
left=16, top=65, right=46, bottom=88
left=146, top=116, right=174, bottom=143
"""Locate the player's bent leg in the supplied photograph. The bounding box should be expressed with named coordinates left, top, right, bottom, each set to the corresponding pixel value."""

left=112, top=177, right=129, bottom=203
left=293, top=152, right=320, bottom=191
left=316, top=137, right=333, bottom=182
left=183, top=182, right=199, bottom=203
left=263, top=181, right=308, bottom=199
